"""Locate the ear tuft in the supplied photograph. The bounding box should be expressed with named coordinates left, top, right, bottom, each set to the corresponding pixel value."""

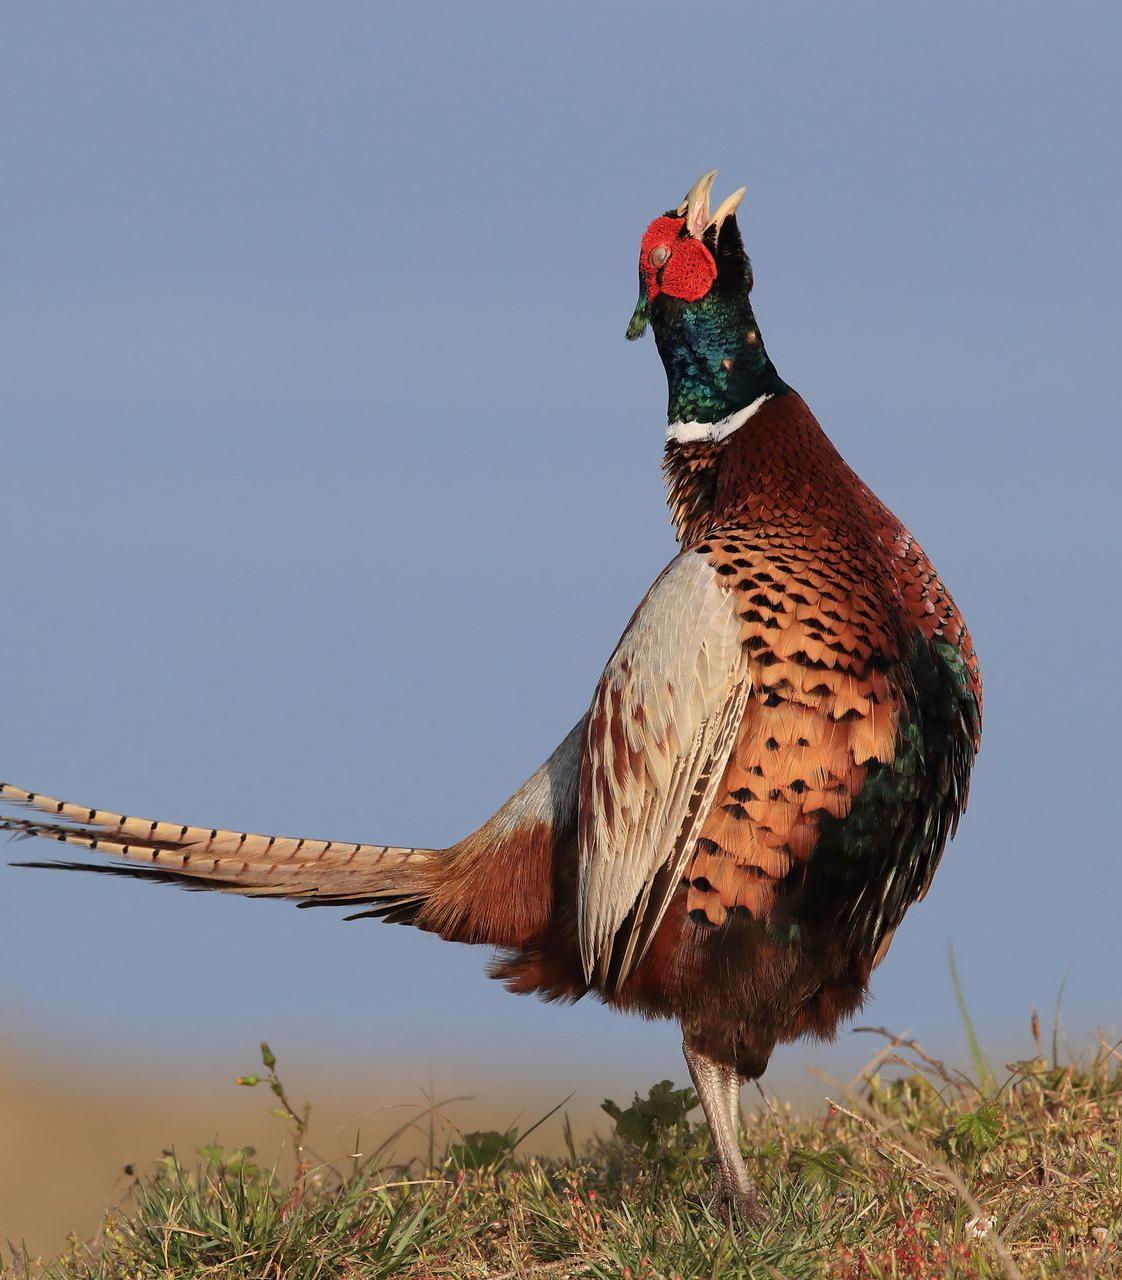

left=626, top=293, right=650, bottom=340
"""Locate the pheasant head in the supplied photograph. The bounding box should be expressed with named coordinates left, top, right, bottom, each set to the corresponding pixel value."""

left=628, top=171, right=787, bottom=434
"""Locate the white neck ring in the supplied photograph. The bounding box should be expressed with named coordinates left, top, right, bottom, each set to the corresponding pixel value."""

left=666, top=393, right=772, bottom=445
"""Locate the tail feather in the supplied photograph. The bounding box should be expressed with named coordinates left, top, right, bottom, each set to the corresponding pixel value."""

left=0, top=781, right=437, bottom=905
left=4, top=716, right=586, bottom=944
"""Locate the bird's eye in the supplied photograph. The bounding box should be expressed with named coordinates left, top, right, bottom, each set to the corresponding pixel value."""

left=648, top=244, right=671, bottom=268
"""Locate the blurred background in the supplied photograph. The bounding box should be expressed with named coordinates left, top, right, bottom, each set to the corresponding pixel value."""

left=2, top=0, right=1119, bottom=1257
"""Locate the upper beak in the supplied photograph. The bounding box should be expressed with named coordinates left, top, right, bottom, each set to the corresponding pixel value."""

left=677, top=169, right=746, bottom=241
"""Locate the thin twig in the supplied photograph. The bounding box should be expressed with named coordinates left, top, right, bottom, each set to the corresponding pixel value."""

left=851, top=1025, right=969, bottom=1092
left=486, top=1258, right=594, bottom=1280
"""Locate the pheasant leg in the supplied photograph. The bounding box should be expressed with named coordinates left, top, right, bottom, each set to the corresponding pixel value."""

left=682, top=1039, right=764, bottom=1225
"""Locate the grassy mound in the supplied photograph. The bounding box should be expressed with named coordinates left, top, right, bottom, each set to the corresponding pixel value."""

left=6, top=1026, right=1119, bottom=1279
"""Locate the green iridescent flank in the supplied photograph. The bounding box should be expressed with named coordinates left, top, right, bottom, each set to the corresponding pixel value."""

left=630, top=218, right=789, bottom=424
left=790, top=634, right=979, bottom=956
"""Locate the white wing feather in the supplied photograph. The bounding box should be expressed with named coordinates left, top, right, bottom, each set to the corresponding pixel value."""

left=577, top=552, right=750, bottom=988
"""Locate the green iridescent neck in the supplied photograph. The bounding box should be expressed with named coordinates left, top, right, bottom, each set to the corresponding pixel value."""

left=654, top=292, right=788, bottom=425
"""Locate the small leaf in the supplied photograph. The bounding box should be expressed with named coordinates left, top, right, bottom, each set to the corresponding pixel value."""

left=446, top=1129, right=517, bottom=1172
left=601, top=1080, right=699, bottom=1157
left=954, top=1101, right=1006, bottom=1153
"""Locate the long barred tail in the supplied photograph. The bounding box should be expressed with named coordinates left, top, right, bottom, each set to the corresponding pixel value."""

left=0, top=781, right=437, bottom=920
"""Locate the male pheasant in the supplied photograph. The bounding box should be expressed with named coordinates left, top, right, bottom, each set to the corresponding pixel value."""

left=1, top=172, right=981, bottom=1220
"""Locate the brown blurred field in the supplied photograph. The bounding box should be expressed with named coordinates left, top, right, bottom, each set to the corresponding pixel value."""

left=0, top=1035, right=614, bottom=1262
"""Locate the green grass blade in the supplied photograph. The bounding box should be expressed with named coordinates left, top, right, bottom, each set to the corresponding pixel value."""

left=948, top=945, right=995, bottom=1096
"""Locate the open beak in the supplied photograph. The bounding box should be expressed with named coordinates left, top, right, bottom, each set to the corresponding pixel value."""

left=627, top=171, right=747, bottom=340
left=677, top=169, right=746, bottom=242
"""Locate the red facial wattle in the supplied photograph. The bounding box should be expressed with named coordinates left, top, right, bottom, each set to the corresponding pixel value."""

left=639, top=215, right=717, bottom=303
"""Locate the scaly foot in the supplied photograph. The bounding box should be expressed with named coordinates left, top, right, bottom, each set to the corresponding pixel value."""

left=713, top=1175, right=766, bottom=1228
left=688, top=1166, right=767, bottom=1229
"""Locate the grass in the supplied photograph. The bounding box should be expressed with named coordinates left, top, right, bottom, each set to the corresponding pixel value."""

left=4, top=1022, right=1120, bottom=1280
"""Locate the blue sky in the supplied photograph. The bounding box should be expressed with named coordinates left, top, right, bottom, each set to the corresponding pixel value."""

left=2, top=2, right=1119, bottom=1095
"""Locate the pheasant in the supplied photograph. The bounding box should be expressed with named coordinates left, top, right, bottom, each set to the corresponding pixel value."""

left=1, top=172, right=981, bottom=1221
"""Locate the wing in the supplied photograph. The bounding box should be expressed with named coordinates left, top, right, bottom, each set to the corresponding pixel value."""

left=578, top=550, right=751, bottom=990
